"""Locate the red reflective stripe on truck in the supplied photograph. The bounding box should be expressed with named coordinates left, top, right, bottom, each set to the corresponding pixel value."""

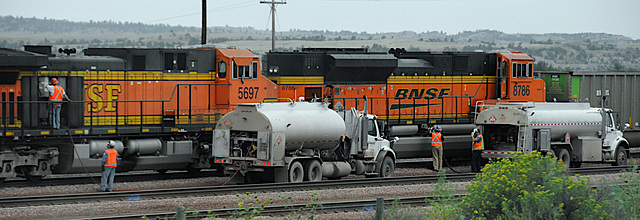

left=530, top=122, right=600, bottom=126
left=484, top=151, right=514, bottom=155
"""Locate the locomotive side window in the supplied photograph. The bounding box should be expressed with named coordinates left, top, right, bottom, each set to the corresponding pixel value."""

left=502, top=61, right=508, bottom=77
left=231, top=61, right=257, bottom=79
left=252, top=61, right=258, bottom=79
left=511, top=63, right=531, bottom=78
left=232, top=61, right=238, bottom=79
left=240, top=66, right=250, bottom=78
left=218, top=61, right=227, bottom=78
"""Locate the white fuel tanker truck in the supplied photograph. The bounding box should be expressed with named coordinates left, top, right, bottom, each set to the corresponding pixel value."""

left=211, top=99, right=396, bottom=183
left=475, top=102, right=629, bottom=167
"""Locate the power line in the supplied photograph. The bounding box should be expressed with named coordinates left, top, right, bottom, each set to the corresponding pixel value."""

left=146, top=0, right=256, bottom=24
left=260, top=0, right=286, bottom=52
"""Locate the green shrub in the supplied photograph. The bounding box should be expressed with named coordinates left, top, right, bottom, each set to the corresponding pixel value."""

left=606, top=165, right=640, bottom=219
left=425, top=169, right=460, bottom=220
left=459, top=151, right=613, bottom=219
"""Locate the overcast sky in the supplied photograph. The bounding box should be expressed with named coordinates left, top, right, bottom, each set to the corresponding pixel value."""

left=2, top=0, right=639, bottom=39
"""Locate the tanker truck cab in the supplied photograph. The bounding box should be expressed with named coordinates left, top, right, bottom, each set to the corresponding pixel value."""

left=342, top=108, right=397, bottom=178
left=476, top=102, right=629, bottom=167
left=212, top=100, right=396, bottom=183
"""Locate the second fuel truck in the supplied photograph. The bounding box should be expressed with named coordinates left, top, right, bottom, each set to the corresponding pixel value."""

left=211, top=99, right=396, bottom=183
left=475, top=102, right=629, bottom=167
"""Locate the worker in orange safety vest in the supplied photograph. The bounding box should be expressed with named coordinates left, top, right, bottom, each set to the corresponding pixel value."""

left=46, top=78, right=71, bottom=129
left=431, top=125, right=444, bottom=171
left=471, top=129, right=485, bottom=172
left=101, top=141, right=120, bottom=192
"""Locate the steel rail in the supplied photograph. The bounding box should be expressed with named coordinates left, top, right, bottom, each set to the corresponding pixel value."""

left=0, top=173, right=476, bottom=208
left=2, top=165, right=636, bottom=209
left=82, top=194, right=467, bottom=220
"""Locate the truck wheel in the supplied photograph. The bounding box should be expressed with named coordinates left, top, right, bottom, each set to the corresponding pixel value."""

left=555, top=148, right=571, bottom=167
left=379, top=156, right=395, bottom=178
left=303, top=160, right=322, bottom=181
left=614, top=147, right=628, bottom=166
left=289, top=161, right=304, bottom=182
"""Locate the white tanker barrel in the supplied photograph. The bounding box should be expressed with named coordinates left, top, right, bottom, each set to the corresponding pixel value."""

left=528, top=106, right=603, bottom=141
left=478, top=103, right=604, bottom=141
left=260, top=102, right=346, bottom=151
left=219, top=102, right=346, bottom=151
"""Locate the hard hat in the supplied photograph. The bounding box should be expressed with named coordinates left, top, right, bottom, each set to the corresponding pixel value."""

left=51, top=78, right=58, bottom=84
left=435, top=125, right=442, bottom=132
left=107, top=140, right=116, bottom=148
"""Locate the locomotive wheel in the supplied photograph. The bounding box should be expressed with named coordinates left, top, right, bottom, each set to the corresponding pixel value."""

left=288, top=161, right=304, bottom=182
left=303, top=160, right=322, bottom=181
left=379, top=156, right=395, bottom=178
left=613, top=147, right=628, bottom=166
left=555, top=148, right=571, bottom=167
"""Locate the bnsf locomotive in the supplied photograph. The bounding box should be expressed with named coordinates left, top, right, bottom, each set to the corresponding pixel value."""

left=263, top=48, right=545, bottom=159
left=0, top=45, right=545, bottom=182
left=0, top=45, right=277, bottom=182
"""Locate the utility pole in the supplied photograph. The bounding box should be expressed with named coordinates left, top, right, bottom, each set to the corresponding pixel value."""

left=260, top=0, right=286, bottom=51
left=201, top=0, right=207, bottom=45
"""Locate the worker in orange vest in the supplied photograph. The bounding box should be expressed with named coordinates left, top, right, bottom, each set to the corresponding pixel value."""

left=46, top=78, right=71, bottom=129
left=431, top=125, right=444, bottom=171
left=101, top=141, right=120, bottom=192
left=471, top=129, right=484, bottom=172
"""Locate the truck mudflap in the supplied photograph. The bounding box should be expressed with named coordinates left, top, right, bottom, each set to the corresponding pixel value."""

left=481, top=150, right=516, bottom=159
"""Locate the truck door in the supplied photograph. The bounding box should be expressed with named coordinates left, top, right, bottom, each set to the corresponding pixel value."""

left=366, top=119, right=383, bottom=158
left=603, top=112, right=618, bottom=147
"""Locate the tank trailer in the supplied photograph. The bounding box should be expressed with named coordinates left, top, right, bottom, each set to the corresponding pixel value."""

left=476, top=102, right=629, bottom=167
left=212, top=99, right=396, bottom=183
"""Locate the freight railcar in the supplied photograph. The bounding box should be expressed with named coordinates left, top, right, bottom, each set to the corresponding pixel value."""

left=0, top=45, right=277, bottom=182
left=263, top=48, right=547, bottom=159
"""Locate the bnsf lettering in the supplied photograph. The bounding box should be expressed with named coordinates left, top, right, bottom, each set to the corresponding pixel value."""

left=394, top=88, right=450, bottom=100
left=84, top=84, right=122, bottom=112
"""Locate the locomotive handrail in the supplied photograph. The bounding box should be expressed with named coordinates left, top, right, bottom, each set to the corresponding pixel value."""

left=325, top=76, right=497, bottom=126
left=0, top=82, right=234, bottom=135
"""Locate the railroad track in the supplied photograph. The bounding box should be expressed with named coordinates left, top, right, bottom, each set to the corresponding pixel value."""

left=1, top=170, right=222, bottom=188
left=85, top=194, right=466, bottom=220
left=3, top=150, right=636, bottom=187
left=2, top=165, right=635, bottom=210
left=0, top=173, right=476, bottom=208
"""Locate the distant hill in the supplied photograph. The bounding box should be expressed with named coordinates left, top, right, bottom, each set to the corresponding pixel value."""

left=1, top=15, right=639, bottom=71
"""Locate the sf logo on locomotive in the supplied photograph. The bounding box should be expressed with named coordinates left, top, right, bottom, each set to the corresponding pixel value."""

left=85, top=84, right=122, bottom=112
